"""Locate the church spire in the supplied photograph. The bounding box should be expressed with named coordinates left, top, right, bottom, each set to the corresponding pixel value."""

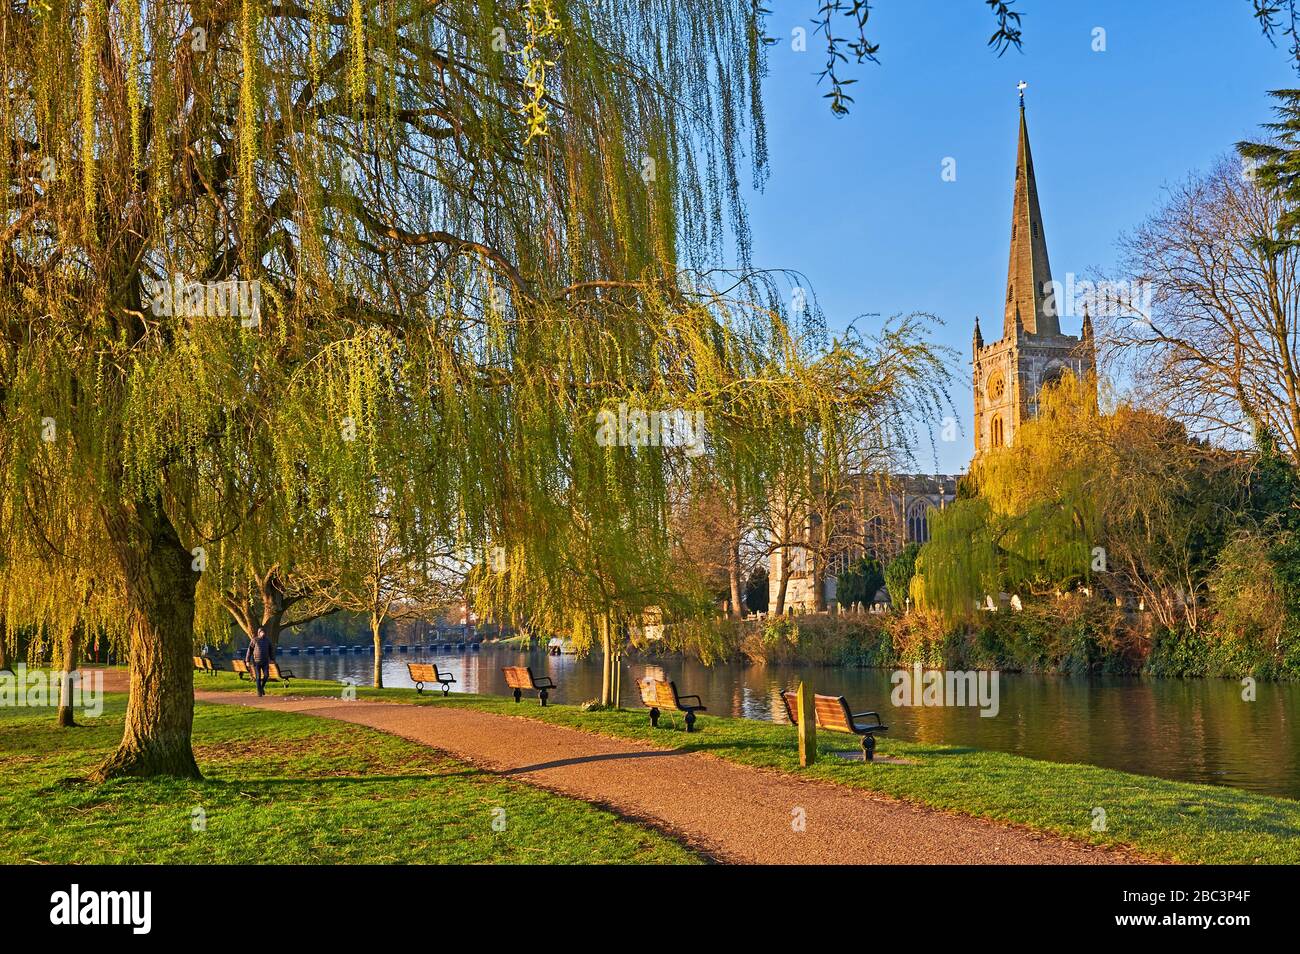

left=1002, top=86, right=1059, bottom=338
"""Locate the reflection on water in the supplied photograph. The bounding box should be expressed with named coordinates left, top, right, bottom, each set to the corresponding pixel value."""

left=267, top=644, right=1300, bottom=800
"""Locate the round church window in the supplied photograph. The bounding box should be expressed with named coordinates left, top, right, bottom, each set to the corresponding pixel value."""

left=986, top=371, right=1006, bottom=401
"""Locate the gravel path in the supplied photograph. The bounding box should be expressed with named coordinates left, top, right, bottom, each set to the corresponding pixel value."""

left=90, top=670, right=1146, bottom=864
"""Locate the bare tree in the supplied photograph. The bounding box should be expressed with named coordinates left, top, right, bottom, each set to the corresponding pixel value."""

left=1105, top=159, right=1300, bottom=461
left=307, top=516, right=454, bottom=688
left=220, top=565, right=340, bottom=651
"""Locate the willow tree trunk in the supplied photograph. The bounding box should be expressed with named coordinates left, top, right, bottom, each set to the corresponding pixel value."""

left=612, top=637, right=622, bottom=710
left=224, top=570, right=295, bottom=652
left=728, top=540, right=744, bottom=619
left=599, top=616, right=613, bottom=707
left=773, top=554, right=790, bottom=615
left=92, top=501, right=201, bottom=781
left=812, top=562, right=826, bottom=613
left=372, top=619, right=384, bottom=688
left=56, top=626, right=81, bottom=728
left=259, top=572, right=291, bottom=649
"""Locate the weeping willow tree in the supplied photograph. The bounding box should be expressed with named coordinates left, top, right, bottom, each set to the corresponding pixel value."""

left=912, top=372, right=1101, bottom=620
left=913, top=371, right=1234, bottom=626
left=0, top=457, right=123, bottom=727
left=465, top=289, right=761, bottom=707
left=1, top=1, right=778, bottom=777
left=467, top=296, right=954, bottom=704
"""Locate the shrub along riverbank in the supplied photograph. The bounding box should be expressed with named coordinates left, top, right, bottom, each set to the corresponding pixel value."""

left=654, top=597, right=1300, bottom=680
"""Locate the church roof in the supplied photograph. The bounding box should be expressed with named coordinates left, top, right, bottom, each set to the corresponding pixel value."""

left=1002, top=95, right=1059, bottom=338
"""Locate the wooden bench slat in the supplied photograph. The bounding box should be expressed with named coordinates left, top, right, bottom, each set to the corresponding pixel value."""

left=407, top=662, right=455, bottom=694
left=502, top=666, right=532, bottom=689
left=654, top=682, right=677, bottom=708
left=781, top=690, right=799, bottom=724
left=814, top=697, right=852, bottom=732
left=638, top=677, right=704, bottom=731
left=501, top=666, right=554, bottom=705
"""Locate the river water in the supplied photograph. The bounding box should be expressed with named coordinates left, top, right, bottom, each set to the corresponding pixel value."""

left=265, top=643, right=1300, bottom=799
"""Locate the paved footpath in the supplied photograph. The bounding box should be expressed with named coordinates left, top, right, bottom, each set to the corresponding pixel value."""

left=95, top=671, right=1148, bottom=865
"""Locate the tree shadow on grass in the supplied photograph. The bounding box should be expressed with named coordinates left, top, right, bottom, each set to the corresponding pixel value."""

left=195, top=769, right=488, bottom=787
left=40, top=768, right=489, bottom=795
left=502, top=749, right=689, bottom=775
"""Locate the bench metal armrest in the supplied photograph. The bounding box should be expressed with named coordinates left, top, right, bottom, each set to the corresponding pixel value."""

left=677, top=694, right=703, bottom=706
left=852, top=711, right=883, bottom=723
left=533, top=677, right=555, bottom=689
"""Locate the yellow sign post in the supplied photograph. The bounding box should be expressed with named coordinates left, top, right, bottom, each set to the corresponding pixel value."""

left=797, top=680, right=816, bottom=767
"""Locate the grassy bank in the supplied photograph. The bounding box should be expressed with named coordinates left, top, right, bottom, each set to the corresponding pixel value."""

left=192, top=671, right=1300, bottom=864
left=0, top=693, right=698, bottom=864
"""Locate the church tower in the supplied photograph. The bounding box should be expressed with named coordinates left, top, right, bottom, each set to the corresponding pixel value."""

left=973, top=88, right=1096, bottom=457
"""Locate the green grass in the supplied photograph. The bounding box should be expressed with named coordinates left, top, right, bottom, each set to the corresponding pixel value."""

left=191, top=670, right=1300, bottom=864
left=0, top=693, right=699, bottom=864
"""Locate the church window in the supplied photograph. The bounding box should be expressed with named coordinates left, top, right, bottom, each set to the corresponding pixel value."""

left=991, top=415, right=1004, bottom=448
left=986, top=371, right=1005, bottom=401
left=907, top=503, right=930, bottom=544
left=1032, top=221, right=1038, bottom=237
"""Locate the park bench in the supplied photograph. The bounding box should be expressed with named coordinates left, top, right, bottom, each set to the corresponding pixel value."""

left=234, top=659, right=296, bottom=687
left=502, top=666, right=556, bottom=706
left=407, top=662, right=456, bottom=695
left=781, top=689, right=888, bottom=761
left=638, top=677, right=706, bottom=732
left=192, top=656, right=218, bottom=675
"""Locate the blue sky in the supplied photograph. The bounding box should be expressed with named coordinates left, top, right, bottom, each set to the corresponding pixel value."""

left=741, top=0, right=1297, bottom=474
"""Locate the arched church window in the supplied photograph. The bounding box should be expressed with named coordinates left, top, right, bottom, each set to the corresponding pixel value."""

left=907, top=503, right=930, bottom=544
left=991, top=415, right=1004, bottom=448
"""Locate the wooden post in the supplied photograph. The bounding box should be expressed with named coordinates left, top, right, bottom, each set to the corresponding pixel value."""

left=797, top=680, right=816, bottom=767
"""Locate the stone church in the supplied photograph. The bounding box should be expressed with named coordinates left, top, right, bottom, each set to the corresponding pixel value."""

left=771, top=94, right=1096, bottom=614
left=972, top=95, right=1096, bottom=456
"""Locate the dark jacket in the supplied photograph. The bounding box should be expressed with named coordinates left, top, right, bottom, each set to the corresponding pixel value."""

left=245, top=634, right=273, bottom=665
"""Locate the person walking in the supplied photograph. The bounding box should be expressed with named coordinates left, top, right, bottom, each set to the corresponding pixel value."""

left=246, top=627, right=273, bottom=697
